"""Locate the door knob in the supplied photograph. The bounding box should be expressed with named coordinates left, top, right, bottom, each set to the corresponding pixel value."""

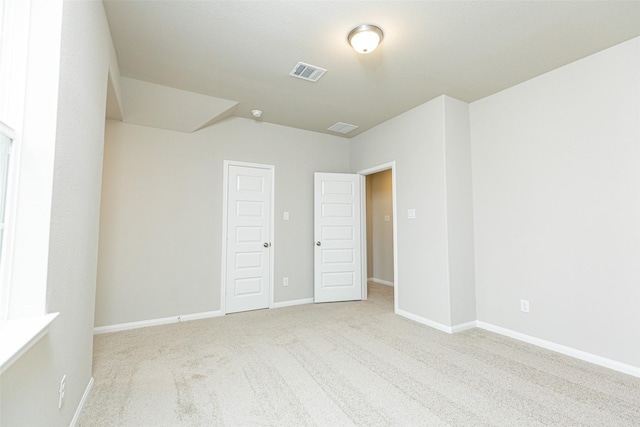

left=316, top=241, right=321, bottom=246
left=263, top=242, right=271, bottom=248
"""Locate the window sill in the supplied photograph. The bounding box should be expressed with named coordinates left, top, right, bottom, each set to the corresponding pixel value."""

left=0, top=313, right=58, bottom=375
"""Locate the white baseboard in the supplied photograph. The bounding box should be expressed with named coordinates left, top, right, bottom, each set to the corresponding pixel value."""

left=451, top=321, right=477, bottom=333
left=272, top=298, right=314, bottom=309
left=396, top=309, right=454, bottom=334
left=395, top=313, right=640, bottom=377
left=476, top=321, right=640, bottom=378
left=94, top=310, right=223, bottom=334
left=369, top=277, right=394, bottom=287
left=92, top=299, right=320, bottom=334
left=70, top=376, right=94, bottom=427
left=395, top=310, right=478, bottom=334
left=93, top=299, right=319, bottom=334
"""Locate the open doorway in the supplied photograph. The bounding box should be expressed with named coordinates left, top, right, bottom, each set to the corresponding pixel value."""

left=359, top=162, right=398, bottom=313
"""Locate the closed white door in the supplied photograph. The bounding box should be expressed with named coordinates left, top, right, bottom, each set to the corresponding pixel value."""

left=225, top=164, right=272, bottom=314
left=314, top=173, right=362, bottom=303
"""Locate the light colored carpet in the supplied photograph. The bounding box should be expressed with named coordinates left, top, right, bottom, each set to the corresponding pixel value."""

left=78, top=283, right=640, bottom=426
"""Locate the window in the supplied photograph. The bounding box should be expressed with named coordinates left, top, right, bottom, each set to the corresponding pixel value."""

left=0, top=123, right=15, bottom=319
left=0, top=130, right=12, bottom=261
left=0, top=0, right=24, bottom=320
left=0, top=0, right=62, bottom=373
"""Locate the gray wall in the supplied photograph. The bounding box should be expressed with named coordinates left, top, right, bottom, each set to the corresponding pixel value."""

left=444, top=98, right=476, bottom=325
left=351, top=96, right=476, bottom=328
left=470, top=37, right=640, bottom=367
left=366, top=175, right=373, bottom=278
left=95, top=118, right=349, bottom=327
left=1, top=1, right=111, bottom=425
left=352, top=96, right=459, bottom=327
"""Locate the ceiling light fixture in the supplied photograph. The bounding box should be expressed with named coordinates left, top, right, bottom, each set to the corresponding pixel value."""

left=348, top=24, right=384, bottom=54
left=251, top=109, right=262, bottom=119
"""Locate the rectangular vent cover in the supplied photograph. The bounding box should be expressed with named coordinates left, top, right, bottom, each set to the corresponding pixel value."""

left=289, top=62, right=327, bottom=82
left=328, top=122, right=359, bottom=134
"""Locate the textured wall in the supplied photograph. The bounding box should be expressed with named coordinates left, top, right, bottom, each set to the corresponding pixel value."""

left=1, top=1, right=113, bottom=425
left=96, top=118, right=349, bottom=327
left=351, top=97, right=453, bottom=326
left=471, top=37, right=640, bottom=367
left=444, top=97, right=476, bottom=325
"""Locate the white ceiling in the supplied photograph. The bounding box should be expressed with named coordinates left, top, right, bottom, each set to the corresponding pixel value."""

left=103, top=1, right=640, bottom=137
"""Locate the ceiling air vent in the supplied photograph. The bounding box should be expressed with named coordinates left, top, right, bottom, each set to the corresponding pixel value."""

left=328, top=122, right=359, bottom=135
left=289, top=62, right=327, bottom=82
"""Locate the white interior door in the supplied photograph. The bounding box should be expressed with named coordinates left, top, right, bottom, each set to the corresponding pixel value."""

left=314, top=172, right=362, bottom=303
left=225, top=163, right=272, bottom=314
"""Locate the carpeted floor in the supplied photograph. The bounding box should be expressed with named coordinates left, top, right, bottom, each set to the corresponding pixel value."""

left=78, top=283, right=640, bottom=426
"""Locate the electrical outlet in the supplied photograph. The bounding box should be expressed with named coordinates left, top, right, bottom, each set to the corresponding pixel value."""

left=58, top=374, right=67, bottom=409
left=520, top=299, right=530, bottom=313
left=283, top=277, right=289, bottom=287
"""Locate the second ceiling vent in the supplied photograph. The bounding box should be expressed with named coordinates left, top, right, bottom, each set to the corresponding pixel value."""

left=328, top=122, right=359, bottom=135
left=289, top=62, right=327, bottom=82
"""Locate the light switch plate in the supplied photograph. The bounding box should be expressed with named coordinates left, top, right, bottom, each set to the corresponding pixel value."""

left=408, top=209, right=416, bottom=219
left=284, top=211, right=289, bottom=221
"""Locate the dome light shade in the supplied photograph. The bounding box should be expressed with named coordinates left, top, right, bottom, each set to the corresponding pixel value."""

left=348, top=24, right=383, bottom=54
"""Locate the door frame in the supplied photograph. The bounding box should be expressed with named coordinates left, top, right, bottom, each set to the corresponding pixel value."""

left=220, top=160, right=275, bottom=315
left=358, top=161, right=398, bottom=313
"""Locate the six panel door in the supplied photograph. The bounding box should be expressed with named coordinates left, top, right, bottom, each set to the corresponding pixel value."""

left=314, top=172, right=362, bottom=303
left=225, top=164, right=272, bottom=313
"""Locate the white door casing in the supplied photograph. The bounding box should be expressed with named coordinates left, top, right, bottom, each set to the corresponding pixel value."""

left=223, top=162, right=273, bottom=314
left=358, top=161, right=398, bottom=313
left=314, top=172, right=362, bottom=303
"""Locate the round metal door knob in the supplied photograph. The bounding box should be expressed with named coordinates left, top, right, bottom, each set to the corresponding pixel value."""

left=316, top=241, right=321, bottom=246
left=263, top=242, right=270, bottom=248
